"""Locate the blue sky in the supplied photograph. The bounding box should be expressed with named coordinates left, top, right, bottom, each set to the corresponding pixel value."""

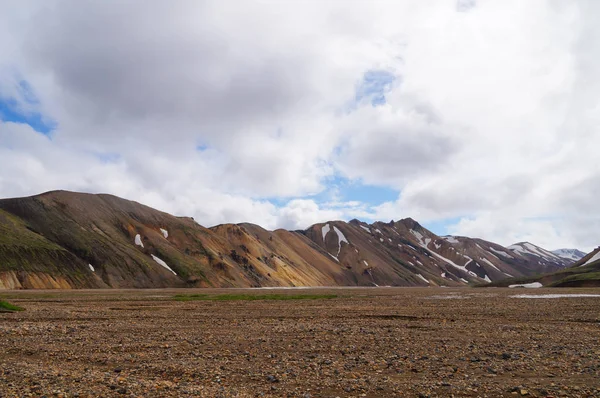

left=355, top=69, right=396, bottom=107
left=0, top=81, right=55, bottom=135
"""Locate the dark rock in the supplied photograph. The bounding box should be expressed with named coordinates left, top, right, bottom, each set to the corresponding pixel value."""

left=266, top=375, right=278, bottom=383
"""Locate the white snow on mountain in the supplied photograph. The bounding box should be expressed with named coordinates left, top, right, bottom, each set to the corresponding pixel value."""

left=489, top=247, right=514, bottom=259
left=442, top=236, right=459, bottom=244
left=582, top=251, right=600, bottom=266
left=508, top=242, right=561, bottom=261
left=321, top=223, right=331, bottom=241
left=151, top=254, right=177, bottom=275
left=359, top=225, right=371, bottom=233
left=479, top=257, right=502, bottom=273
left=333, top=226, right=349, bottom=255
left=551, top=248, right=585, bottom=262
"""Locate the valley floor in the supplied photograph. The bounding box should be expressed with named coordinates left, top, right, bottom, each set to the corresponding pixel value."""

left=1, top=287, right=599, bottom=397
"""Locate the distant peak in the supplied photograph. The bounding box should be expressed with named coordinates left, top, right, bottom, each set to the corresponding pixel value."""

left=396, top=217, right=421, bottom=230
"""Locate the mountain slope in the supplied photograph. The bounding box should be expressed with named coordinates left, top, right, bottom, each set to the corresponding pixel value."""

left=0, top=190, right=576, bottom=289
left=507, top=242, right=574, bottom=269
left=486, top=247, right=600, bottom=288
left=0, top=191, right=343, bottom=289
left=551, top=248, right=586, bottom=262
left=301, top=218, right=568, bottom=287
left=0, top=208, right=107, bottom=289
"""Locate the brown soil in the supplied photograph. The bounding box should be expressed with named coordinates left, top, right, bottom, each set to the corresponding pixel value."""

left=1, top=288, right=599, bottom=397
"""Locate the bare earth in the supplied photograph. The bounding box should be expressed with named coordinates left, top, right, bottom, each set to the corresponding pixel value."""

left=1, top=288, right=599, bottom=398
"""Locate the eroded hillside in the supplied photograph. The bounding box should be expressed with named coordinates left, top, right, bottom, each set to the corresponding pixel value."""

left=0, top=191, right=580, bottom=289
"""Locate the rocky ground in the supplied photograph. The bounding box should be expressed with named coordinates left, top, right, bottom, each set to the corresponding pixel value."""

left=1, top=287, right=599, bottom=397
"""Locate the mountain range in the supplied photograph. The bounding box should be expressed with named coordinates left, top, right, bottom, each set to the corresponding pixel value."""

left=487, top=247, right=600, bottom=288
left=0, top=190, right=594, bottom=289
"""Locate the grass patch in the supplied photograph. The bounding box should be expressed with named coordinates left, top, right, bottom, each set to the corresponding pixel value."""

left=0, top=300, right=24, bottom=312
left=174, top=293, right=337, bottom=302
left=548, top=272, right=600, bottom=287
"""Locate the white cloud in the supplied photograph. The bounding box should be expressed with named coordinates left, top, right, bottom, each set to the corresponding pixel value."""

left=0, top=1, right=599, bottom=252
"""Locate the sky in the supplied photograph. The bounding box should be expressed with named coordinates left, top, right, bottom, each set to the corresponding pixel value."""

left=0, top=0, right=598, bottom=252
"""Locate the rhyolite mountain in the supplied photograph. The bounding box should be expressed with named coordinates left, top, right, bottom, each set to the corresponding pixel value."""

left=551, top=248, right=586, bottom=262
left=0, top=190, right=583, bottom=289
left=486, top=247, right=600, bottom=288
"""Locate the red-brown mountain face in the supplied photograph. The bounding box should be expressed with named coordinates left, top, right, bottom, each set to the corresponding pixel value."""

left=0, top=191, right=346, bottom=289
left=0, top=191, right=580, bottom=289
left=302, top=218, right=571, bottom=288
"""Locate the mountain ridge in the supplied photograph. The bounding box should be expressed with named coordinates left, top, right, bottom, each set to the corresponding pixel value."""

left=551, top=248, right=586, bottom=262
left=486, top=246, right=600, bottom=288
left=0, top=190, right=586, bottom=289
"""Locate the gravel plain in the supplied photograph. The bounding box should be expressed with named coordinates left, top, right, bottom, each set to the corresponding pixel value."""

left=1, top=287, right=599, bottom=397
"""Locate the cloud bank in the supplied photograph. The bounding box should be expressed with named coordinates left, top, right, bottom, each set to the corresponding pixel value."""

left=0, top=1, right=598, bottom=251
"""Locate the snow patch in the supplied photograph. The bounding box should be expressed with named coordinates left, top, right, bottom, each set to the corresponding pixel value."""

left=160, top=228, right=169, bottom=239
left=508, top=282, right=543, bottom=288
left=151, top=254, right=176, bottom=275
left=363, top=260, right=369, bottom=267
left=416, top=274, right=429, bottom=284
left=583, top=251, right=600, bottom=266
left=552, top=249, right=585, bottom=261
left=410, top=229, right=424, bottom=243
left=511, top=294, right=600, bottom=299
left=525, top=242, right=559, bottom=259
left=487, top=252, right=500, bottom=260
left=443, top=236, right=459, bottom=244
left=483, top=275, right=491, bottom=283
left=460, top=278, right=469, bottom=284
left=328, top=253, right=339, bottom=262
left=374, top=228, right=382, bottom=234
left=359, top=225, right=371, bottom=233
left=427, top=294, right=468, bottom=300
left=333, top=226, right=349, bottom=255
left=88, top=264, right=95, bottom=272
left=428, top=249, right=471, bottom=274
left=479, top=257, right=502, bottom=273
left=489, top=247, right=513, bottom=259
left=134, top=234, right=144, bottom=248
left=509, top=243, right=560, bottom=261
left=321, top=223, right=331, bottom=241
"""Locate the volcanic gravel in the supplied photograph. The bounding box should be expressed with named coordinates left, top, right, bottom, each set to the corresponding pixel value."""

left=1, top=287, right=599, bottom=397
